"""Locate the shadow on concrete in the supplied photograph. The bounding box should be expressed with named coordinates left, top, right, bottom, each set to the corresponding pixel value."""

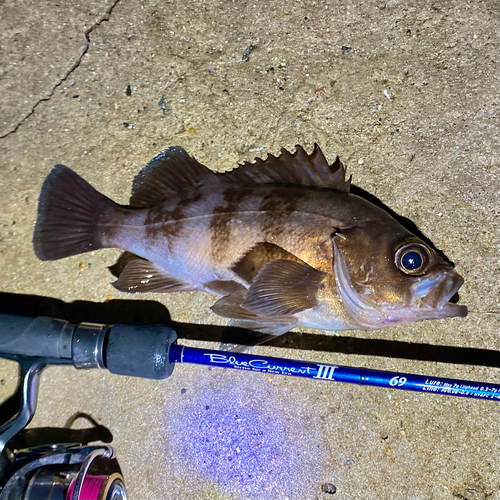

left=6, top=412, right=113, bottom=450
left=0, top=292, right=497, bottom=368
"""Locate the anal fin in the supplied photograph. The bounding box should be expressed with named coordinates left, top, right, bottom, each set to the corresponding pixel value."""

left=113, top=259, right=192, bottom=293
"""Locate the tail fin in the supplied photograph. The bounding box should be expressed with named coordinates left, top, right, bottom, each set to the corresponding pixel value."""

left=33, top=165, right=118, bottom=261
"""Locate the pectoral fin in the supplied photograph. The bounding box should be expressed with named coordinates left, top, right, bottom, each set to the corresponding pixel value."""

left=212, top=258, right=324, bottom=341
left=113, top=259, right=192, bottom=293
left=242, top=259, right=326, bottom=317
left=231, top=242, right=303, bottom=284
left=211, top=289, right=298, bottom=335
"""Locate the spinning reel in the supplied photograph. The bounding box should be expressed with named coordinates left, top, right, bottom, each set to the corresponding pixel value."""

left=0, top=314, right=176, bottom=500
left=0, top=354, right=128, bottom=499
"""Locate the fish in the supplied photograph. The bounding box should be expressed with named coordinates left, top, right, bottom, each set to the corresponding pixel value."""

left=33, top=144, right=467, bottom=343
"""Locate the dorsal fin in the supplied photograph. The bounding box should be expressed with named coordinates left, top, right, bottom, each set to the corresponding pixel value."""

left=130, top=144, right=350, bottom=207
left=223, top=144, right=352, bottom=192
left=130, top=146, right=221, bottom=207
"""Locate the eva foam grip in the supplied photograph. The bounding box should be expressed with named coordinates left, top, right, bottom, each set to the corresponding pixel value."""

left=105, top=324, right=177, bottom=379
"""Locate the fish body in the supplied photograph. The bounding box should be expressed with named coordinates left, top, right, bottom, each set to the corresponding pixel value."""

left=33, top=145, right=467, bottom=338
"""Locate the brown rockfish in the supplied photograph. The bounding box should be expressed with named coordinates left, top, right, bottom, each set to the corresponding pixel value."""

left=33, top=145, right=467, bottom=339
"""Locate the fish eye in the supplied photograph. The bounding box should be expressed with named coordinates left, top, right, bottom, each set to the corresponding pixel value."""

left=395, top=242, right=432, bottom=275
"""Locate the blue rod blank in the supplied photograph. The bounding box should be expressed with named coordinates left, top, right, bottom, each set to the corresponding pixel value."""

left=169, top=344, right=500, bottom=401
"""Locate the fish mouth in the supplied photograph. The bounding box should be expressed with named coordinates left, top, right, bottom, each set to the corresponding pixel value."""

left=439, top=301, right=468, bottom=318
left=419, top=273, right=467, bottom=319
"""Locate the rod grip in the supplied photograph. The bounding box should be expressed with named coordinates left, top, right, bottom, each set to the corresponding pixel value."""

left=104, top=324, right=177, bottom=380
left=0, top=314, right=73, bottom=359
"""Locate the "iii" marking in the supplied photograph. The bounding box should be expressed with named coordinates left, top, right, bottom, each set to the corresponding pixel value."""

left=314, top=364, right=338, bottom=380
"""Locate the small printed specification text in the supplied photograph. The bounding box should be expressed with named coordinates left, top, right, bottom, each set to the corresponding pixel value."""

left=423, top=379, right=500, bottom=399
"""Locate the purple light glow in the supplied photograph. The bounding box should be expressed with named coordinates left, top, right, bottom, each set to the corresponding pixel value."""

left=165, top=373, right=325, bottom=499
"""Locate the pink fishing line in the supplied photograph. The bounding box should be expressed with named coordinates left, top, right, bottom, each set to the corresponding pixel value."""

left=66, top=475, right=108, bottom=500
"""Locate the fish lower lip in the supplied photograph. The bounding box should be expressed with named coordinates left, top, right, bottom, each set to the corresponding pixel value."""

left=442, top=302, right=468, bottom=318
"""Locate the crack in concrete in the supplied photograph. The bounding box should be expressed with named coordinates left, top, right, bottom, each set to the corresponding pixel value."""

left=0, top=0, right=122, bottom=140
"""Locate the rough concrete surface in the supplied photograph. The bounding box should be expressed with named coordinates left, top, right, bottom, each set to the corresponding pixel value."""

left=0, top=0, right=499, bottom=499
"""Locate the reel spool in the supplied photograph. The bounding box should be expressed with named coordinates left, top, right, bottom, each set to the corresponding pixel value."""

left=0, top=355, right=128, bottom=500
left=1, top=444, right=126, bottom=500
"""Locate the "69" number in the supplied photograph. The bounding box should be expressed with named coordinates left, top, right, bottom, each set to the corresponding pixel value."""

left=389, top=376, right=407, bottom=387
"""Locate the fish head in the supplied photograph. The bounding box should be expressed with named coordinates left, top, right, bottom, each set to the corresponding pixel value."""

left=332, top=222, right=467, bottom=329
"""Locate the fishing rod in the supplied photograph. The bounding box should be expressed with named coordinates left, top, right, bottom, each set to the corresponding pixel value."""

left=0, top=314, right=498, bottom=499
left=170, top=344, right=500, bottom=401
left=1, top=314, right=498, bottom=401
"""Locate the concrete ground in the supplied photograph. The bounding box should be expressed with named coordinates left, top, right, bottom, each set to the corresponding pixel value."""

left=0, top=0, right=499, bottom=499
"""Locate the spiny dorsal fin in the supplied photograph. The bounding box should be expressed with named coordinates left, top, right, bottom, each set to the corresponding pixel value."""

left=223, top=144, right=352, bottom=192
left=130, top=146, right=221, bottom=207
